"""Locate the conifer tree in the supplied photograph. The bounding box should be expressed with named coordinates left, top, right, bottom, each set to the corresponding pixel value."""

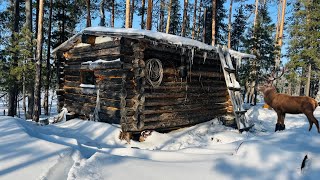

left=240, top=4, right=276, bottom=104
left=287, top=0, right=320, bottom=96
left=230, top=5, right=246, bottom=51
left=202, top=0, right=227, bottom=45
left=167, top=0, right=181, bottom=35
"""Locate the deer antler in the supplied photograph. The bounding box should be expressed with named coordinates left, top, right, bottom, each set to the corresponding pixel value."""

left=266, top=68, right=286, bottom=85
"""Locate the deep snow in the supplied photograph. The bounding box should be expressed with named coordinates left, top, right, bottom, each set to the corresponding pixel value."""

left=1, top=104, right=320, bottom=180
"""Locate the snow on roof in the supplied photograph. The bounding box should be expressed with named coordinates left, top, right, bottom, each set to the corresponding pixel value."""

left=52, top=26, right=255, bottom=59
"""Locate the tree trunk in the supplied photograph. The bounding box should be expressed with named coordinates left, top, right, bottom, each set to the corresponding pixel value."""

left=253, top=0, right=259, bottom=28
left=111, top=0, right=115, bottom=27
left=140, top=0, right=145, bottom=29
left=33, top=0, right=44, bottom=122
left=227, top=0, right=233, bottom=48
left=35, top=0, right=39, bottom=37
left=26, top=0, right=32, bottom=30
left=196, top=0, right=203, bottom=39
left=99, top=0, right=105, bottom=26
left=165, top=0, right=172, bottom=33
left=211, top=0, right=216, bottom=46
left=275, top=0, right=282, bottom=43
left=146, top=0, right=153, bottom=30
left=181, top=0, right=188, bottom=37
left=24, top=0, right=33, bottom=118
left=192, top=0, right=198, bottom=39
left=130, top=0, right=135, bottom=28
left=8, top=0, right=20, bottom=117
left=305, top=64, right=311, bottom=97
left=278, top=0, right=286, bottom=48
left=159, top=0, right=165, bottom=32
left=44, top=0, right=53, bottom=116
left=126, top=0, right=130, bottom=28
left=23, top=0, right=34, bottom=119
left=86, top=0, right=91, bottom=27
left=203, top=7, right=206, bottom=43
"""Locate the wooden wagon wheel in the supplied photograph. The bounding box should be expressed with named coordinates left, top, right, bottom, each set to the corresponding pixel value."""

left=145, top=58, right=163, bottom=87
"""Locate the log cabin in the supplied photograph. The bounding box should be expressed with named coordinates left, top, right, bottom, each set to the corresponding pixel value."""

left=52, top=27, right=254, bottom=136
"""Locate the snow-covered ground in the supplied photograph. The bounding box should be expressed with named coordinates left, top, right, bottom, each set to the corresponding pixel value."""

left=1, top=104, right=320, bottom=180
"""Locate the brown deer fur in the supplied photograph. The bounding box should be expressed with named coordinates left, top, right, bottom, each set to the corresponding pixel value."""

left=259, top=85, right=320, bottom=133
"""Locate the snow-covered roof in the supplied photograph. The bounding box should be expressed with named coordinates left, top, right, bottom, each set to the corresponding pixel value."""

left=52, top=26, right=255, bottom=59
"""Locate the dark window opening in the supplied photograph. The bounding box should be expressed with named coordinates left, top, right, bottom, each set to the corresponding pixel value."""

left=81, top=70, right=96, bottom=85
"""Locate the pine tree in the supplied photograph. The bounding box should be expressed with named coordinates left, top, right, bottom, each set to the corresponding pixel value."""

left=240, top=4, right=276, bottom=104
left=287, top=0, right=320, bottom=96
left=168, top=0, right=181, bottom=35
left=230, top=5, right=246, bottom=51
left=202, top=0, right=227, bottom=45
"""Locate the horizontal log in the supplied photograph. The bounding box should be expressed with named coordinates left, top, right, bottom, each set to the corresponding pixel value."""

left=163, top=68, right=223, bottom=78
left=96, top=78, right=124, bottom=85
left=144, top=96, right=227, bottom=107
left=65, top=100, right=121, bottom=119
left=142, top=112, right=224, bottom=131
left=64, top=80, right=81, bottom=87
left=143, top=47, right=219, bottom=64
left=64, top=69, right=80, bottom=76
left=69, top=39, right=121, bottom=54
left=144, top=91, right=228, bottom=99
left=143, top=104, right=227, bottom=116
left=64, top=64, right=81, bottom=71
left=94, top=69, right=126, bottom=78
left=66, top=46, right=121, bottom=59
left=143, top=108, right=226, bottom=123
left=80, top=60, right=122, bottom=70
left=144, top=85, right=227, bottom=93
left=66, top=55, right=122, bottom=65
left=122, top=108, right=226, bottom=132
left=64, top=88, right=125, bottom=100
left=64, top=75, right=79, bottom=82
left=149, top=80, right=226, bottom=87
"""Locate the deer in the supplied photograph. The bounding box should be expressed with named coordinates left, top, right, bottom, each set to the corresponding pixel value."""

left=258, top=68, right=320, bottom=133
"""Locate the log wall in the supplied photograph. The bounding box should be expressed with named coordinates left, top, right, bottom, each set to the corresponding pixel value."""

left=122, top=38, right=231, bottom=132
left=60, top=38, right=125, bottom=124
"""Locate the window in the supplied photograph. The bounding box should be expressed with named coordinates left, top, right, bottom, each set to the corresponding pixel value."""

left=81, top=70, right=96, bottom=85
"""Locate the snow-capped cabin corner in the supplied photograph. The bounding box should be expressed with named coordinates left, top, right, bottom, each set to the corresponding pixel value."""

left=52, top=27, right=255, bottom=135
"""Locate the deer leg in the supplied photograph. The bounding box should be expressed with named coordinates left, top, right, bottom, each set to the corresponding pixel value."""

left=280, top=113, right=286, bottom=131
left=275, top=112, right=282, bottom=132
left=305, top=112, right=320, bottom=133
